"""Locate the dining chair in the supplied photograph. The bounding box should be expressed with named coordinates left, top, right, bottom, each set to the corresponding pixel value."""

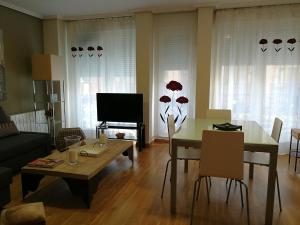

left=161, top=115, right=201, bottom=198
left=289, top=128, right=300, bottom=171
left=190, top=130, right=249, bottom=225
left=206, top=109, right=231, bottom=120
left=228, top=117, right=283, bottom=211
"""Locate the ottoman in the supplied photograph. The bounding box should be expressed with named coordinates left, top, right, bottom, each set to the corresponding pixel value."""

left=0, top=202, right=46, bottom=225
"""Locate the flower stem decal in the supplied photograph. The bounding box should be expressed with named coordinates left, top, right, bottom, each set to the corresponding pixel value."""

left=273, top=39, right=282, bottom=52
left=287, top=38, right=296, bottom=52
left=259, top=39, right=268, bottom=52
left=159, top=80, right=189, bottom=126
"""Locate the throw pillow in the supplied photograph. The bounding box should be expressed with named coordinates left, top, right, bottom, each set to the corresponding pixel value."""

left=0, top=106, right=9, bottom=123
left=0, top=121, right=19, bottom=138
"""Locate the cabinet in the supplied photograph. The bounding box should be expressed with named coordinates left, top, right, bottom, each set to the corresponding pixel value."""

left=32, top=54, right=66, bottom=144
left=33, top=80, right=65, bottom=142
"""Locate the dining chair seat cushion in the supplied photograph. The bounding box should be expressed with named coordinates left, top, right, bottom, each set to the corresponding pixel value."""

left=291, top=128, right=300, bottom=140
left=177, top=147, right=200, bottom=160
left=244, top=152, right=269, bottom=166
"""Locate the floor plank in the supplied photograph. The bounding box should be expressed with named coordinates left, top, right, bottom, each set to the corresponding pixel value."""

left=5, top=142, right=300, bottom=225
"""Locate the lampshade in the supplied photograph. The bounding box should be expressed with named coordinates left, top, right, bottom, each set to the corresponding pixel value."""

left=32, top=54, right=64, bottom=80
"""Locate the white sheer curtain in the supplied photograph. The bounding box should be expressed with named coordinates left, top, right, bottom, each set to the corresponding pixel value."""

left=211, top=5, right=300, bottom=151
left=153, top=12, right=197, bottom=137
left=66, top=17, right=136, bottom=134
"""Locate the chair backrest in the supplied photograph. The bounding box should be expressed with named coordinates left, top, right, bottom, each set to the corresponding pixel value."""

left=206, top=109, right=231, bottom=120
left=167, top=115, right=176, bottom=155
left=199, top=130, right=244, bottom=180
left=271, top=117, right=283, bottom=143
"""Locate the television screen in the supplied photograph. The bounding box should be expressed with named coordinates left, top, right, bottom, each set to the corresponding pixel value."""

left=96, top=93, right=143, bottom=123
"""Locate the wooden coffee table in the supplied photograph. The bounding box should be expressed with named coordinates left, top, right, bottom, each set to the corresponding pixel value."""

left=21, top=139, right=133, bottom=208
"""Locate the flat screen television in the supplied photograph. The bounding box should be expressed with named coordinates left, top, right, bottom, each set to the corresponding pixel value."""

left=96, top=93, right=143, bottom=123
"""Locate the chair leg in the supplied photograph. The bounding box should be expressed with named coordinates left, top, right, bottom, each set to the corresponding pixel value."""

left=184, top=159, right=188, bottom=173
left=191, top=177, right=202, bottom=225
left=161, top=159, right=171, bottom=199
left=240, top=181, right=250, bottom=225
left=196, top=177, right=202, bottom=201
left=239, top=181, right=244, bottom=208
left=205, top=177, right=210, bottom=204
left=249, top=163, right=254, bottom=179
left=226, top=179, right=233, bottom=204
left=209, top=176, right=212, bottom=188
left=276, top=171, right=282, bottom=212
left=289, top=133, right=293, bottom=164
left=295, top=140, right=299, bottom=172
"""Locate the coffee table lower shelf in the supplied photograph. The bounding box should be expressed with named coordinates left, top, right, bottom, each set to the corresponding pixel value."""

left=21, top=172, right=101, bottom=208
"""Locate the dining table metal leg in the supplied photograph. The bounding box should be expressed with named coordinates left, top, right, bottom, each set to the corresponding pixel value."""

left=265, top=149, right=278, bottom=225
left=171, top=140, right=177, bottom=214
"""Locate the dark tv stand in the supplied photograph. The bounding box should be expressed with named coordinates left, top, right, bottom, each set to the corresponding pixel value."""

left=96, top=121, right=145, bottom=151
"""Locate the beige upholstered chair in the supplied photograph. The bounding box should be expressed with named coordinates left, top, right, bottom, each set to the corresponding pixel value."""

left=206, top=109, right=231, bottom=120
left=55, top=127, right=86, bottom=151
left=190, top=130, right=249, bottom=225
left=241, top=117, right=282, bottom=211
left=161, top=115, right=201, bottom=198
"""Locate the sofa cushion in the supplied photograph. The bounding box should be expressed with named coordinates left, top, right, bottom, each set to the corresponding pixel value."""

left=0, top=133, right=50, bottom=162
left=0, top=121, right=19, bottom=138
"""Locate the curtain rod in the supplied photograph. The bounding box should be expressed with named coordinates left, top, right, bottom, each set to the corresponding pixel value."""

left=216, top=2, right=300, bottom=12
left=66, top=14, right=133, bottom=22
left=65, top=2, right=300, bottom=21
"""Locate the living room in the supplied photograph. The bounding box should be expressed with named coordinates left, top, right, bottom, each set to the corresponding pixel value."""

left=1, top=0, right=300, bottom=225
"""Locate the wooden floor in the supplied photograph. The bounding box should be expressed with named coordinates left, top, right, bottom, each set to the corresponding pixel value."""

left=6, top=143, right=300, bottom=225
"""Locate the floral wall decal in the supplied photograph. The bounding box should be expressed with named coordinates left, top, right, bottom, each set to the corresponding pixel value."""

left=97, top=46, right=103, bottom=57
left=71, top=47, right=77, bottom=57
left=159, top=80, right=189, bottom=125
left=259, top=38, right=299, bottom=54
left=78, top=46, right=84, bottom=57
left=259, top=38, right=268, bottom=52
left=287, top=38, right=296, bottom=52
left=87, top=46, right=95, bottom=57
left=71, top=46, right=104, bottom=58
left=273, top=39, right=282, bottom=52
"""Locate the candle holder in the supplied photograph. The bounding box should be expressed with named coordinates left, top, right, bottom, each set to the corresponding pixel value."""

left=64, top=135, right=81, bottom=165
left=98, top=133, right=107, bottom=148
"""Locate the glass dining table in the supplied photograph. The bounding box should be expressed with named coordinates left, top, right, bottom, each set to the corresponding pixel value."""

left=170, top=118, right=278, bottom=225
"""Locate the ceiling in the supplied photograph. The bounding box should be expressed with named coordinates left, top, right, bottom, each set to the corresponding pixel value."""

left=0, top=0, right=300, bottom=19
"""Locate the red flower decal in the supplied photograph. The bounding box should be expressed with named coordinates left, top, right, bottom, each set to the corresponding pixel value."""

left=259, top=39, right=268, bottom=45
left=273, top=39, right=282, bottom=45
left=160, top=95, right=171, bottom=103
left=166, top=80, right=182, bottom=91
left=287, top=38, right=296, bottom=44
left=176, top=96, right=189, bottom=104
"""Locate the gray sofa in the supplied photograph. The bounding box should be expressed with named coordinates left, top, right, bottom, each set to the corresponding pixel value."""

left=0, top=131, right=51, bottom=172
left=0, top=107, right=51, bottom=207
